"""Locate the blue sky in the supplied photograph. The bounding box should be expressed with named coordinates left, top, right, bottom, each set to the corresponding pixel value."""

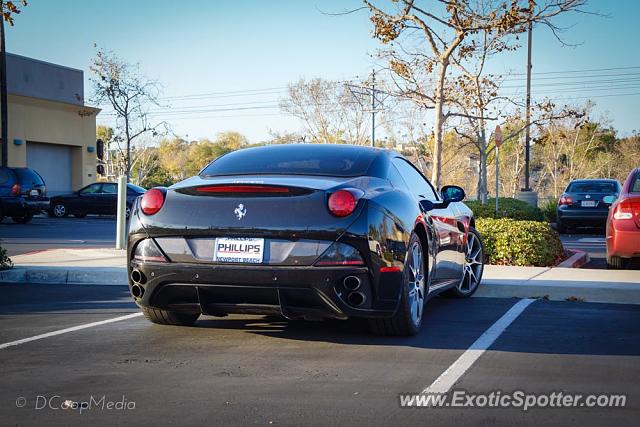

left=6, top=0, right=640, bottom=142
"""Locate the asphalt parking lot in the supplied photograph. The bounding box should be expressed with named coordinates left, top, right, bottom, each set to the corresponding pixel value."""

left=0, top=216, right=116, bottom=256
left=1, top=284, right=638, bottom=426
left=559, top=230, right=607, bottom=269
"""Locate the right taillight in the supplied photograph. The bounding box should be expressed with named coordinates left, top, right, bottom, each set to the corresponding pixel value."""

left=10, top=184, right=20, bottom=196
left=140, top=188, right=166, bottom=215
left=328, top=189, right=362, bottom=217
left=613, top=199, right=634, bottom=220
left=558, top=194, right=573, bottom=206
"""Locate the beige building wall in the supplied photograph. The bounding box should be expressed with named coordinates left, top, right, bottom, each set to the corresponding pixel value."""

left=3, top=94, right=99, bottom=190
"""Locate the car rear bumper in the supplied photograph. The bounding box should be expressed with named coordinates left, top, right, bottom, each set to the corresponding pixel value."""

left=558, top=209, right=609, bottom=224
left=607, top=228, right=640, bottom=258
left=24, top=198, right=49, bottom=213
left=0, top=196, right=49, bottom=216
left=128, top=261, right=400, bottom=320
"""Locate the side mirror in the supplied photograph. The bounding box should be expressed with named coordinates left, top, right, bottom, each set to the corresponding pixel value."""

left=603, top=195, right=616, bottom=204
left=441, top=185, right=465, bottom=203
left=420, top=185, right=465, bottom=211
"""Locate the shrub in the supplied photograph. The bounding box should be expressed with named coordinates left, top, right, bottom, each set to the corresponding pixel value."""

left=541, top=198, right=558, bottom=223
left=466, top=198, right=544, bottom=221
left=0, top=245, right=12, bottom=270
left=476, top=218, right=565, bottom=266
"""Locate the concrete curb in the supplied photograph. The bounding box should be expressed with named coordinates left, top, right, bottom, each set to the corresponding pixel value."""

left=0, top=267, right=127, bottom=286
left=557, top=249, right=590, bottom=268
left=476, top=280, right=640, bottom=305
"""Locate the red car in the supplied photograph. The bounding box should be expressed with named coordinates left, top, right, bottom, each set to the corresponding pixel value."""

left=606, top=168, right=640, bottom=269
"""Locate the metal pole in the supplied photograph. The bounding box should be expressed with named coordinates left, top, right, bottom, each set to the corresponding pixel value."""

left=495, top=146, right=499, bottom=214
left=0, top=2, right=8, bottom=168
left=371, top=69, right=375, bottom=147
left=523, top=20, right=533, bottom=191
left=115, top=175, right=127, bottom=250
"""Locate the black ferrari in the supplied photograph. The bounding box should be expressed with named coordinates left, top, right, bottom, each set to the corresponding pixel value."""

left=128, top=144, right=484, bottom=335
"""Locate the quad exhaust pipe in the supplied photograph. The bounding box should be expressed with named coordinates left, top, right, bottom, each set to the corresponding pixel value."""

left=347, top=291, right=366, bottom=307
left=130, top=269, right=146, bottom=299
left=343, top=276, right=361, bottom=291
left=131, top=269, right=146, bottom=284
left=131, top=283, right=144, bottom=299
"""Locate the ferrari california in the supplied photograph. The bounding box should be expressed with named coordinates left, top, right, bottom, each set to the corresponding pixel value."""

left=127, top=144, right=484, bottom=335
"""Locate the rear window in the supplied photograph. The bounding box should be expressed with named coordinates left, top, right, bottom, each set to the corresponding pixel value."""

left=567, top=181, right=617, bottom=193
left=14, top=168, right=44, bottom=186
left=0, top=168, right=12, bottom=185
left=201, top=145, right=378, bottom=177
left=631, top=174, right=640, bottom=193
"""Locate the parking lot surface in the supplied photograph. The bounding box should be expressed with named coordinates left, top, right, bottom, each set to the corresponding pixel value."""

left=1, top=284, right=638, bottom=426
left=559, top=231, right=607, bottom=269
left=0, top=216, right=116, bottom=256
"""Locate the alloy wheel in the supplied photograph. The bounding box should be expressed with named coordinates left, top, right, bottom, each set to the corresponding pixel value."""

left=53, top=204, right=66, bottom=217
left=458, top=232, right=483, bottom=294
left=406, top=240, right=426, bottom=327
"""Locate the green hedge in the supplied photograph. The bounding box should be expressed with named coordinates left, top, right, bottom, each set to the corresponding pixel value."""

left=0, top=245, right=12, bottom=270
left=476, top=218, right=565, bottom=266
left=466, top=197, right=544, bottom=221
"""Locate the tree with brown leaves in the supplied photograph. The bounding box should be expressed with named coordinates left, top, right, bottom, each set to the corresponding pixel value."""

left=364, top=0, right=587, bottom=189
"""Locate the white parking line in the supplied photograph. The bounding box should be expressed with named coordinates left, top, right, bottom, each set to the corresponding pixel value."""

left=423, top=298, right=535, bottom=394
left=0, top=312, right=143, bottom=350
left=577, top=238, right=606, bottom=243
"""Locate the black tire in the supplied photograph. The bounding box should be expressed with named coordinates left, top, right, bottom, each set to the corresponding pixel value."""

left=444, top=226, right=485, bottom=298
left=74, top=213, right=87, bottom=218
left=0, top=204, right=4, bottom=223
left=607, top=256, right=627, bottom=270
left=369, top=232, right=426, bottom=336
left=556, top=220, right=567, bottom=234
left=12, top=213, right=33, bottom=224
left=141, top=306, right=200, bottom=326
left=51, top=202, right=67, bottom=218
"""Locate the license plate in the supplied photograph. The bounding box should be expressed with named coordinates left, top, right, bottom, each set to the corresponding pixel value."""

left=581, top=200, right=596, bottom=207
left=29, top=189, right=38, bottom=197
left=213, top=237, right=264, bottom=264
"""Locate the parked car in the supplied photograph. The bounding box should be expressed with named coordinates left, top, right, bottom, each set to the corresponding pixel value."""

left=606, top=168, right=640, bottom=269
left=49, top=182, right=146, bottom=218
left=0, top=167, right=49, bottom=224
left=556, top=179, right=621, bottom=233
left=127, top=144, right=485, bottom=336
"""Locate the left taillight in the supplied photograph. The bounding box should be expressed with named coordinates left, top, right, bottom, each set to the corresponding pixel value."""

left=613, top=199, right=634, bottom=220
left=558, top=194, right=573, bottom=206
left=140, top=188, right=166, bottom=215
left=10, top=184, right=20, bottom=196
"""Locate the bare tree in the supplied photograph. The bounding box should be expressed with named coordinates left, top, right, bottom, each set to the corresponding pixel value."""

left=364, top=0, right=587, bottom=188
left=281, top=78, right=369, bottom=145
left=91, top=47, right=167, bottom=181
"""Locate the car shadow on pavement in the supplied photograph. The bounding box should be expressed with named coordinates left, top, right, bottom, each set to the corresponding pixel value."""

left=0, top=284, right=136, bottom=314
left=193, top=297, right=640, bottom=356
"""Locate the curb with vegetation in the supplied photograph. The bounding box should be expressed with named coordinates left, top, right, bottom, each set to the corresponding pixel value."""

left=469, top=198, right=565, bottom=267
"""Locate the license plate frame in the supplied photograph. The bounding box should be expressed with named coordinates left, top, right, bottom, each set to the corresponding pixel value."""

left=29, top=189, right=38, bottom=197
left=581, top=200, right=596, bottom=208
left=213, top=237, right=264, bottom=264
